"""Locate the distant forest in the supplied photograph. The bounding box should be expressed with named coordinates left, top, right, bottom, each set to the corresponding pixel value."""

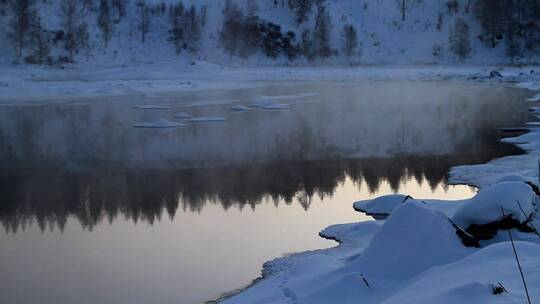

left=2, top=0, right=540, bottom=65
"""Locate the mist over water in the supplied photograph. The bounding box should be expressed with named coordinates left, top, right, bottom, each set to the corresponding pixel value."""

left=0, top=81, right=530, bottom=304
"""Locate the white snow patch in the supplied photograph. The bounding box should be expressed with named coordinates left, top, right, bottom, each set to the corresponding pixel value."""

left=452, top=182, right=536, bottom=227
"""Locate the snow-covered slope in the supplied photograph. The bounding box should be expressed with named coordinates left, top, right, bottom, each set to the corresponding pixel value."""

left=0, top=0, right=535, bottom=66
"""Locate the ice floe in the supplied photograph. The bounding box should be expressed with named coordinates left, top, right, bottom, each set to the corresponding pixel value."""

left=173, top=112, right=193, bottom=119
left=132, top=105, right=171, bottom=110
left=189, top=117, right=226, bottom=123
left=132, top=118, right=188, bottom=128
left=248, top=100, right=290, bottom=110
left=229, top=105, right=250, bottom=112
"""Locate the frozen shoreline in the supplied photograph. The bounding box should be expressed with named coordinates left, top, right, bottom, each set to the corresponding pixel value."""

left=0, top=61, right=534, bottom=102
left=219, top=69, right=540, bottom=304
left=3, top=62, right=540, bottom=303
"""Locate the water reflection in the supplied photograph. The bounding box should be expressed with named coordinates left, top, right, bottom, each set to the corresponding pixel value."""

left=0, top=81, right=529, bottom=233
left=0, top=81, right=531, bottom=304
left=0, top=153, right=518, bottom=234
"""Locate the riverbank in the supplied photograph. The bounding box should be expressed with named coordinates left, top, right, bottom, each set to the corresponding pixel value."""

left=0, top=62, right=535, bottom=102
left=220, top=71, right=540, bottom=304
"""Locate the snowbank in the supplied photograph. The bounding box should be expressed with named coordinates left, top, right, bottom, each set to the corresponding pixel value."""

left=452, top=182, right=536, bottom=228
left=222, top=69, right=540, bottom=304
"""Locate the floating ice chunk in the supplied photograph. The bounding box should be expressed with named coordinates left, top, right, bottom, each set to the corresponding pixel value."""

left=132, top=118, right=188, bottom=128
left=452, top=181, right=535, bottom=228
left=180, top=99, right=239, bottom=107
left=229, top=105, right=250, bottom=112
left=189, top=117, right=226, bottom=123
left=261, top=103, right=290, bottom=110
left=133, top=105, right=171, bottom=110
left=248, top=100, right=291, bottom=110
left=252, top=93, right=319, bottom=101
left=174, top=112, right=193, bottom=119
left=247, top=100, right=275, bottom=108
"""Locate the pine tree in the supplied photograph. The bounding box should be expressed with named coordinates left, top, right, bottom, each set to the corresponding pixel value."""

left=341, top=24, right=358, bottom=58
left=474, top=0, right=505, bottom=48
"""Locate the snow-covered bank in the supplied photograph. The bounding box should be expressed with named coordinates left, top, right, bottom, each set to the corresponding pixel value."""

left=221, top=70, right=540, bottom=304
left=0, top=61, right=535, bottom=102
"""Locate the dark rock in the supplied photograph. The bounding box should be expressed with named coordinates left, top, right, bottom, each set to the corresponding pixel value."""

left=490, top=70, right=503, bottom=78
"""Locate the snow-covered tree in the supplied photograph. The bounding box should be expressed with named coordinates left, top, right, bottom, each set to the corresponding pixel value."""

left=98, top=0, right=113, bottom=48
left=301, top=29, right=314, bottom=59
left=473, top=0, right=505, bottom=48
left=112, top=0, right=128, bottom=18
left=59, top=0, right=82, bottom=61
left=288, top=0, right=314, bottom=25
left=246, top=0, right=259, bottom=17
left=219, top=0, right=244, bottom=60
left=136, top=0, right=150, bottom=43
left=168, top=2, right=185, bottom=54
left=7, top=0, right=36, bottom=58
left=313, top=4, right=332, bottom=59
left=449, top=17, right=471, bottom=61
left=184, top=5, right=202, bottom=52
left=26, top=17, right=51, bottom=65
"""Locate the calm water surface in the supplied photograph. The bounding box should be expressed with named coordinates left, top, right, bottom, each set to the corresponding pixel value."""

left=0, top=81, right=530, bottom=304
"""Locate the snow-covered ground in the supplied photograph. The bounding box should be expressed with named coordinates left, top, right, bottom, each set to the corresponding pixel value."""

left=219, top=69, right=540, bottom=303
left=0, top=61, right=532, bottom=102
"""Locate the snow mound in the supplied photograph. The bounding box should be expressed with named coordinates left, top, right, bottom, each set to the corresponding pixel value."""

left=349, top=200, right=471, bottom=281
left=452, top=182, right=536, bottom=228
left=132, top=118, right=188, bottom=128
left=381, top=241, right=540, bottom=304
left=353, top=194, right=411, bottom=216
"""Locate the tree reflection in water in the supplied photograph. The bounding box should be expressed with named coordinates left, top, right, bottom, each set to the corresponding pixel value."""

left=0, top=81, right=530, bottom=233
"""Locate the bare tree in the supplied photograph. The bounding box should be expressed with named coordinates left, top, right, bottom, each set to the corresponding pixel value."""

left=7, top=0, right=36, bottom=58
left=288, top=0, right=314, bottom=25
left=27, top=18, right=51, bottom=64
left=449, top=17, right=471, bottom=61
left=219, top=0, right=244, bottom=60
left=59, top=0, right=80, bottom=61
left=112, top=0, right=127, bottom=18
left=98, top=0, right=113, bottom=47
left=136, top=0, right=150, bottom=43
left=313, top=4, right=332, bottom=59
left=341, top=24, right=358, bottom=58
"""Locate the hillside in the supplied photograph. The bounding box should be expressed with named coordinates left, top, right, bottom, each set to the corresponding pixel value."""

left=1, top=0, right=539, bottom=67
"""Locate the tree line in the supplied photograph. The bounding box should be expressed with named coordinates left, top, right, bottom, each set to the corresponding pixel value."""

left=2, top=0, right=539, bottom=65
